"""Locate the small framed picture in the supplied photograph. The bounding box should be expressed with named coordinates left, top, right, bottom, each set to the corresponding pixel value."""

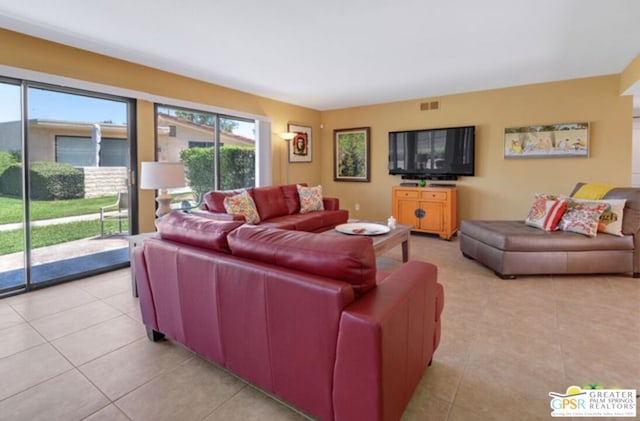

left=334, top=127, right=371, bottom=182
left=288, top=123, right=312, bottom=163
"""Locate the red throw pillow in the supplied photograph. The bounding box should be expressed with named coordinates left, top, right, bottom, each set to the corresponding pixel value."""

left=524, top=194, right=567, bottom=231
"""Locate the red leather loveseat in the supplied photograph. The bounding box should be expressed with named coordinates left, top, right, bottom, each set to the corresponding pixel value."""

left=199, top=183, right=348, bottom=232
left=134, top=212, right=444, bottom=421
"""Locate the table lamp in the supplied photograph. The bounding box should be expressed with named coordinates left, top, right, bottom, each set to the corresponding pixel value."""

left=140, top=161, right=186, bottom=217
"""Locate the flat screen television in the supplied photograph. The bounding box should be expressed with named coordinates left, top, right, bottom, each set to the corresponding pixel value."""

left=388, top=125, right=475, bottom=180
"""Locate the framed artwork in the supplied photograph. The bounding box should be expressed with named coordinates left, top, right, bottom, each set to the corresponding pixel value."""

left=334, top=127, right=370, bottom=182
left=504, top=122, right=589, bottom=159
left=288, top=123, right=312, bottom=163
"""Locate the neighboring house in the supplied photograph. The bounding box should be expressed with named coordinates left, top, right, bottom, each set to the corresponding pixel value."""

left=156, top=113, right=255, bottom=162
left=0, top=115, right=254, bottom=198
left=0, top=113, right=254, bottom=165
left=0, top=119, right=129, bottom=166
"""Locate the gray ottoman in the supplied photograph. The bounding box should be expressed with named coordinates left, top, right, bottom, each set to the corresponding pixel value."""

left=459, top=220, right=634, bottom=279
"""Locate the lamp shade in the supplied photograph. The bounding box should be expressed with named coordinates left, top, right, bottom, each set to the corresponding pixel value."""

left=140, top=161, right=185, bottom=190
left=281, top=132, right=296, bottom=141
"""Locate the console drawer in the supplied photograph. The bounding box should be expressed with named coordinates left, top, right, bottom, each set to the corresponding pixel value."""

left=421, top=191, right=447, bottom=201
left=395, top=190, right=419, bottom=199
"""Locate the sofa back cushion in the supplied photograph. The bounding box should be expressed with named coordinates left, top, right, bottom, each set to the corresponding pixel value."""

left=281, top=183, right=304, bottom=214
left=572, top=182, right=640, bottom=236
left=252, top=186, right=289, bottom=220
left=156, top=211, right=244, bottom=253
left=228, top=226, right=376, bottom=296
left=203, top=188, right=254, bottom=213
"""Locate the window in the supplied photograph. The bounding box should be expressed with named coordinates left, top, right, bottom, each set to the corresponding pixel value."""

left=56, top=136, right=128, bottom=167
left=188, top=141, right=212, bottom=149
left=156, top=105, right=256, bottom=199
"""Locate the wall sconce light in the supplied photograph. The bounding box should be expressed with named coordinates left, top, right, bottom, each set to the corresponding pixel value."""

left=281, top=132, right=296, bottom=183
left=281, top=132, right=296, bottom=142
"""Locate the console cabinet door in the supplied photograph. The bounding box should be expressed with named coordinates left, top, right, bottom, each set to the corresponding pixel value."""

left=396, top=198, right=420, bottom=229
left=418, top=201, right=443, bottom=232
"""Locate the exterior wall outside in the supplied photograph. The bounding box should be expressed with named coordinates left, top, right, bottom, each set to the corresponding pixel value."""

left=0, top=121, right=128, bottom=162
left=0, top=120, right=21, bottom=153
left=0, top=115, right=254, bottom=165
left=82, top=166, right=128, bottom=198
left=158, top=117, right=212, bottom=162
left=25, top=126, right=53, bottom=161
left=156, top=116, right=254, bottom=162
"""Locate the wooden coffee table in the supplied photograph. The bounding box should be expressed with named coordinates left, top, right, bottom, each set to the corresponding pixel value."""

left=325, top=223, right=412, bottom=262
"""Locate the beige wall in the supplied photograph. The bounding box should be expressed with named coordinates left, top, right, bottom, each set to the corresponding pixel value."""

left=320, top=75, right=633, bottom=223
left=0, top=29, right=636, bottom=230
left=0, top=29, right=321, bottom=232
left=620, top=54, right=640, bottom=94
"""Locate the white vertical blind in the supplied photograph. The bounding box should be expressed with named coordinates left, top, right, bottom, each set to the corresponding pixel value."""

left=256, top=120, right=271, bottom=186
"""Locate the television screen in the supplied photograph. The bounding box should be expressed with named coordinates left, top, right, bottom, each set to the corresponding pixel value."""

left=388, top=125, right=475, bottom=179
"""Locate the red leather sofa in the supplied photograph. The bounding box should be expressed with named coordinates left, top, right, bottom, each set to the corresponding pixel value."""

left=199, top=183, right=348, bottom=232
left=134, top=212, right=444, bottom=421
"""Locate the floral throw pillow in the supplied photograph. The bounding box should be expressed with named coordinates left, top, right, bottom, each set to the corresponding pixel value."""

left=297, top=184, right=324, bottom=213
left=524, top=194, right=567, bottom=231
left=558, top=202, right=608, bottom=237
left=560, top=196, right=626, bottom=236
left=223, top=190, right=260, bottom=224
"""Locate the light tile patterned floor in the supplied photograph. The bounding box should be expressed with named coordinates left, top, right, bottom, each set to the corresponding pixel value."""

left=0, top=235, right=638, bottom=420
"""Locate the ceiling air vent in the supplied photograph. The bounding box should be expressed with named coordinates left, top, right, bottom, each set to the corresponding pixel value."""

left=420, top=101, right=440, bottom=111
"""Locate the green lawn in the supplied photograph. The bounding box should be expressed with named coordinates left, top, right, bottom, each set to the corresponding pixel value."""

left=0, top=195, right=117, bottom=224
left=0, top=219, right=129, bottom=255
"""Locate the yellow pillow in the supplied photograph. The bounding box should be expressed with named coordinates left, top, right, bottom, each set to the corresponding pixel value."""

left=572, top=183, right=615, bottom=200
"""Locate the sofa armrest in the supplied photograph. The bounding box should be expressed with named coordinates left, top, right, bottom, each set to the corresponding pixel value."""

left=133, top=246, right=159, bottom=331
left=323, top=197, right=340, bottom=211
left=605, top=187, right=640, bottom=276
left=333, top=261, right=442, bottom=421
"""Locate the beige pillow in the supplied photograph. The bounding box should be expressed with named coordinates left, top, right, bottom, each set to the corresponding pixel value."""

left=297, top=184, right=324, bottom=213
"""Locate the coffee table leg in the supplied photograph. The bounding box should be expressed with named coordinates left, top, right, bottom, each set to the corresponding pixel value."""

left=402, top=239, right=409, bottom=262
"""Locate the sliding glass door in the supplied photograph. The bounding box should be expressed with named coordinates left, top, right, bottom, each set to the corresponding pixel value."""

left=0, top=79, right=136, bottom=295
left=0, top=80, right=25, bottom=293
left=155, top=105, right=256, bottom=206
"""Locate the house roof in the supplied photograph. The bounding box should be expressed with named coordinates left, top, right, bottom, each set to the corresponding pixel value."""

left=157, top=113, right=254, bottom=146
left=1, top=0, right=639, bottom=111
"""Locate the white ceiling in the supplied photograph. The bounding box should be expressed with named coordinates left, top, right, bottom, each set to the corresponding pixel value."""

left=1, top=0, right=639, bottom=112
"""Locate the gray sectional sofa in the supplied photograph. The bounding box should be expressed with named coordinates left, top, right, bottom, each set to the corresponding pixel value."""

left=459, top=183, right=640, bottom=279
